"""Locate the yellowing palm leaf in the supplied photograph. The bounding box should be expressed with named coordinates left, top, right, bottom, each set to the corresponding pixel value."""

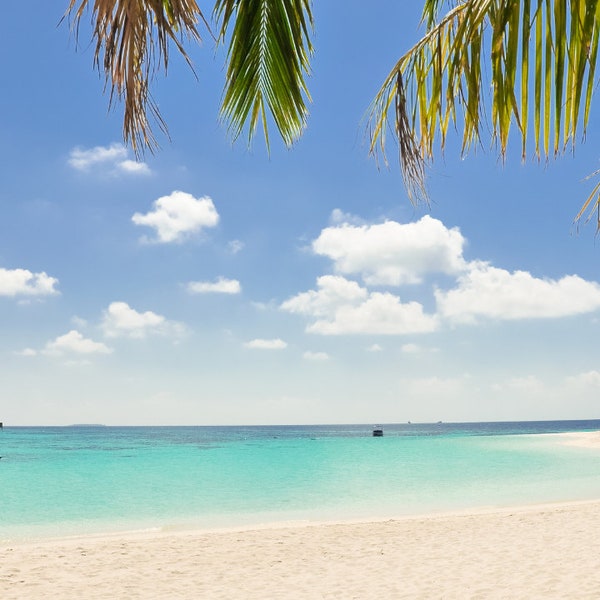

left=367, top=0, right=600, bottom=223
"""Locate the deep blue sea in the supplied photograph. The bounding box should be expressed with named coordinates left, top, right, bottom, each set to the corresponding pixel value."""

left=2, top=420, right=600, bottom=540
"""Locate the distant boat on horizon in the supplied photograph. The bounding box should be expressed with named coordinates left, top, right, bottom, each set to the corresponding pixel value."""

left=372, top=426, right=383, bottom=437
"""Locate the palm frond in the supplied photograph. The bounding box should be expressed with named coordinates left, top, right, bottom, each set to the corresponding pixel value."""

left=66, top=0, right=207, bottom=155
left=575, top=168, right=600, bottom=227
left=214, top=0, right=314, bottom=148
left=367, top=0, right=600, bottom=219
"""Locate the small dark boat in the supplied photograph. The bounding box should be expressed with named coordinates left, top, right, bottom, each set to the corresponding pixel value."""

left=372, top=427, right=383, bottom=437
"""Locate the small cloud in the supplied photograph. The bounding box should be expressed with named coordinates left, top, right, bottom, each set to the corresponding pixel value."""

left=252, top=300, right=281, bottom=312
left=329, top=209, right=366, bottom=226
left=367, top=344, right=382, bottom=352
left=244, top=338, right=288, bottom=350
left=187, top=277, right=241, bottom=295
left=303, top=351, right=330, bottom=361
left=132, top=191, right=219, bottom=244
left=228, top=240, right=245, bottom=255
left=68, top=143, right=126, bottom=169
left=68, top=143, right=150, bottom=175
left=15, top=348, right=37, bottom=357
left=117, top=159, right=151, bottom=175
left=43, top=330, right=112, bottom=356
left=102, top=301, right=186, bottom=339
left=71, top=316, right=88, bottom=328
left=0, top=267, right=59, bottom=297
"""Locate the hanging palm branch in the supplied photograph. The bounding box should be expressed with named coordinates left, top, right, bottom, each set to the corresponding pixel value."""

left=65, top=0, right=208, bottom=153
left=367, top=0, right=600, bottom=223
left=65, top=0, right=313, bottom=155
left=214, top=0, right=313, bottom=149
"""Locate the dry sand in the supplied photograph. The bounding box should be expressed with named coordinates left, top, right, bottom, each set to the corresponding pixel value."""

left=3, top=500, right=600, bottom=599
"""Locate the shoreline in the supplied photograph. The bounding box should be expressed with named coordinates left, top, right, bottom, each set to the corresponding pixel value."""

left=6, top=495, right=600, bottom=545
left=5, top=492, right=600, bottom=547
left=4, top=499, right=600, bottom=598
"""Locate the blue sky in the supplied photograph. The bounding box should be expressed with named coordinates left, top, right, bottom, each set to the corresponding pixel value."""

left=2, top=3, right=600, bottom=425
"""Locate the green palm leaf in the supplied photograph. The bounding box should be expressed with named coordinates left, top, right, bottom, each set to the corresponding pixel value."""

left=215, top=0, right=313, bottom=148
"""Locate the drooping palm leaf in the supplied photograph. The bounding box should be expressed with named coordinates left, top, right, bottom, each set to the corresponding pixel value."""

left=65, top=0, right=208, bottom=153
left=214, top=0, right=313, bottom=148
left=367, top=0, right=600, bottom=222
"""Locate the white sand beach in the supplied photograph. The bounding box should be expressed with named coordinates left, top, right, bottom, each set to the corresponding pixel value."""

left=556, top=430, right=600, bottom=448
left=3, top=500, right=600, bottom=599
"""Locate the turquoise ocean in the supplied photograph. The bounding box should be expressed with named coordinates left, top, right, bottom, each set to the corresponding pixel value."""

left=2, top=420, right=600, bottom=540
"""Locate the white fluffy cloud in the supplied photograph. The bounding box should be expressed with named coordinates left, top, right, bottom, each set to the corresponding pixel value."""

left=187, top=277, right=241, bottom=295
left=312, top=214, right=467, bottom=286
left=436, top=264, right=600, bottom=323
left=0, top=267, right=58, bottom=297
left=68, top=143, right=150, bottom=175
left=102, top=301, right=186, bottom=339
left=280, top=275, right=367, bottom=317
left=132, top=191, right=219, bottom=243
left=43, top=330, right=112, bottom=356
left=281, top=275, right=438, bottom=335
left=308, top=292, right=438, bottom=335
left=244, top=338, right=288, bottom=350
left=284, top=214, right=600, bottom=337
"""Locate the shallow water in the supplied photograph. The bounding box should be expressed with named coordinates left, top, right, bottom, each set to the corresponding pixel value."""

left=2, top=421, right=600, bottom=539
